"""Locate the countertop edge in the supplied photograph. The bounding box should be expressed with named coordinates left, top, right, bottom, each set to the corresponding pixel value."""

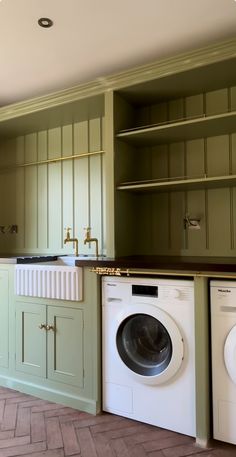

left=75, top=256, right=236, bottom=273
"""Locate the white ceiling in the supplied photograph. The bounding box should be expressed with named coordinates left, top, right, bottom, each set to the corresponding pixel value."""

left=0, top=0, right=235, bottom=106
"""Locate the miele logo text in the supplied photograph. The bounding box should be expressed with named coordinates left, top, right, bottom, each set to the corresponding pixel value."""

left=218, top=289, right=231, bottom=293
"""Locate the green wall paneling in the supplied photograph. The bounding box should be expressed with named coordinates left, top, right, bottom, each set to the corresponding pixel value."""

left=89, top=118, right=103, bottom=254
left=61, top=125, right=73, bottom=254
left=16, top=136, right=26, bottom=250
left=0, top=97, right=107, bottom=256
left=151, top=192, right=170, bottom=255
left=115, top=191, right=137, bottom=256
left=113, top=92, right=135, bottom=133
left=25, top=134, right=38, bottom=249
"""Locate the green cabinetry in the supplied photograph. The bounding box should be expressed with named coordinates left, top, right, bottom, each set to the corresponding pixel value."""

left=0, top=269, right=9, bottom=369
left=16, top=302, right=46, bottom=377
left=113, top=56, right=236, bottom=258
left=47, top=306, right=83, bottom=387
left=16, top=303, right=83, bottom=387
left=0, top=266, right=100, bottom=415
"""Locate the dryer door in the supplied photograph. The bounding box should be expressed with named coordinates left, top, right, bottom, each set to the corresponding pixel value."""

left=224, top=325, right=236, bottom=384
left=115, top=305, right=184, bottom=385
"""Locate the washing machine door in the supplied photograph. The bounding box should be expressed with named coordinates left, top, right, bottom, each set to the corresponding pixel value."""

left=115, top=304, right=184, bottom=385
left=224, top=325, right=236, bottom=384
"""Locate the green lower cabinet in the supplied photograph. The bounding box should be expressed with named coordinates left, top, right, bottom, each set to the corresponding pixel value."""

left=15, top=303, right=47, bottom=377
left=15, top=302, right=84, bottom=388
left=0, top=270, right=9, bottom=369
left=47, top=306, right=84, bottom=387
left=0, top=267, right=101, bottom=415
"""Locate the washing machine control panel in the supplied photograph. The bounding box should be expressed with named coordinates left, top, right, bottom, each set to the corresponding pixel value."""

left=210, top=281, right=236, bottom=314
left=103, top=278, right=193, bottom=306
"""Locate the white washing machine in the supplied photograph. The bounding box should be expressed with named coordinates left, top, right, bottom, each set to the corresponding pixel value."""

left=211, top=280, right=236, bottom=445
left=102, top=276, right=196, bottom=436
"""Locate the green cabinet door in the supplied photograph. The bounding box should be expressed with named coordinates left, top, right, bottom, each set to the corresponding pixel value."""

left=47, top=306, right=84, bottom=387
left=0, top=270, right=9, bottom=368
left=15, top=302, right=46, bottom=377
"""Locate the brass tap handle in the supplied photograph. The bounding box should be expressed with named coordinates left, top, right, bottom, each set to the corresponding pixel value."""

left=46, top=324, right=55, bottom=332
left=39, top=323, right=46, bottom=330
left=84, top=227, right=91, bottom=239
left=64, top=227, right=72, bottom=239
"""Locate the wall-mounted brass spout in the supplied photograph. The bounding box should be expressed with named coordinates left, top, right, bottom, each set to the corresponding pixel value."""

left=64, top=227, right=79, bottom=256
left=84, top=227, right=99, bottom=257
left=0, top=225, right=18, bottom=234
left=183, top=215, right=201, bottom=230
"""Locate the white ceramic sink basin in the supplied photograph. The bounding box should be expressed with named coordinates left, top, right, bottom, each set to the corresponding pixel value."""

left=15, top=262, right=83, bottom=301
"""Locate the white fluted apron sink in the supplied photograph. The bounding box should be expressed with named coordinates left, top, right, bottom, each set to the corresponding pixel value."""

left=15, top=257, right=83, bottom=301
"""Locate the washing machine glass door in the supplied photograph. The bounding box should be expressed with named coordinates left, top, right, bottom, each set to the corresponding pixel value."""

left=116, top=313, right=173, bottom=377
left=224, top=325, right=236, bottom=384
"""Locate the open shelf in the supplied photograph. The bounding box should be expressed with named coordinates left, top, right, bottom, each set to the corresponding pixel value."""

left=116, top=111, right=236, bottom=146
left=117, top=174, right=236, bottom=193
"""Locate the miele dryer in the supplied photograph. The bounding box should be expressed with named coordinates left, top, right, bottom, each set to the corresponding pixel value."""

left=102, top=276, right=196, bottom=436
left=211, top=280, right=236, bottom=444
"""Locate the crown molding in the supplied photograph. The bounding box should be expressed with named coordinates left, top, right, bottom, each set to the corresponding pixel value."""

left=0, top=37, right=235, bottom=124
left=105, top=37, right=236, bottom=89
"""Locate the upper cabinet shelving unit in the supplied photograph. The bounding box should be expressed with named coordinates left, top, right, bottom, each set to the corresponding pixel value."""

left=113, top=42, right=236, bottom=257
left=114, top=55, right=236, bottom=194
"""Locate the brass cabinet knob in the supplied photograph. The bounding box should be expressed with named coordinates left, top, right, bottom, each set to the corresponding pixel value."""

left=46, top=324, right=55, bottom=331
left=39, top=323, right=46, bottom=330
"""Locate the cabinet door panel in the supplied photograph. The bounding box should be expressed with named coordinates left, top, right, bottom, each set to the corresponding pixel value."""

left=0, top=270, right=9, bottom=368
left=15, top=303, right=46, bottom=377
left=47, top=306, right=84, bottom=387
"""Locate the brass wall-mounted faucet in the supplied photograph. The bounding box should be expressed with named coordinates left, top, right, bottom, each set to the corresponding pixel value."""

left=64, top=227, right=79, bottom=256
left=84, top=227, right=99, bottom=257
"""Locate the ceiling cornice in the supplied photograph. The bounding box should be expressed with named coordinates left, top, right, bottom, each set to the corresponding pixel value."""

left=0, top=37, right=236, bottom=123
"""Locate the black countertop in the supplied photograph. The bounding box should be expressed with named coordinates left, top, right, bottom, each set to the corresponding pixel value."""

left=1, top=253, right=236, bottom=273
left=75, top=255, right=236, bottom=273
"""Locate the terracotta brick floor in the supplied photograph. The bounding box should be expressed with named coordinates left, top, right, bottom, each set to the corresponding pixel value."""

left=0, top=387, right=235, bottom=457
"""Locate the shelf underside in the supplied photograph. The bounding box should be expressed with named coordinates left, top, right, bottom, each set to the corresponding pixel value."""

left=117, top=111, right=236, bottom=146
left=117, top=174, right=236, bottom=193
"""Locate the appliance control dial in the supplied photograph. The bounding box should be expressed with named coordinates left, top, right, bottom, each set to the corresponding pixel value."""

left=171, top=289, right=181, bottom=299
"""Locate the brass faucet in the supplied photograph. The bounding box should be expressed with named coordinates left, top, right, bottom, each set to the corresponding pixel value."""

left=64, top=227, right=79, bottom=256
left=84, top=227, right=99, bottom=257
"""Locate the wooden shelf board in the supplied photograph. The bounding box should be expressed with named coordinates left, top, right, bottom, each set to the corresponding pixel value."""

left=117, top=175, right=236, bottom=193
left=116, top=111, right=236, bottom=145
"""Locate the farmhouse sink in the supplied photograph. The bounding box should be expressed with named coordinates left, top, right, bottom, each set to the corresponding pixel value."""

left=15, top=260, right=83, bottom=301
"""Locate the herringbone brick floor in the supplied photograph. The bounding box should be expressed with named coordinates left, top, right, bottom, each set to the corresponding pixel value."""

left=0, top=386, right=234, bottom=457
